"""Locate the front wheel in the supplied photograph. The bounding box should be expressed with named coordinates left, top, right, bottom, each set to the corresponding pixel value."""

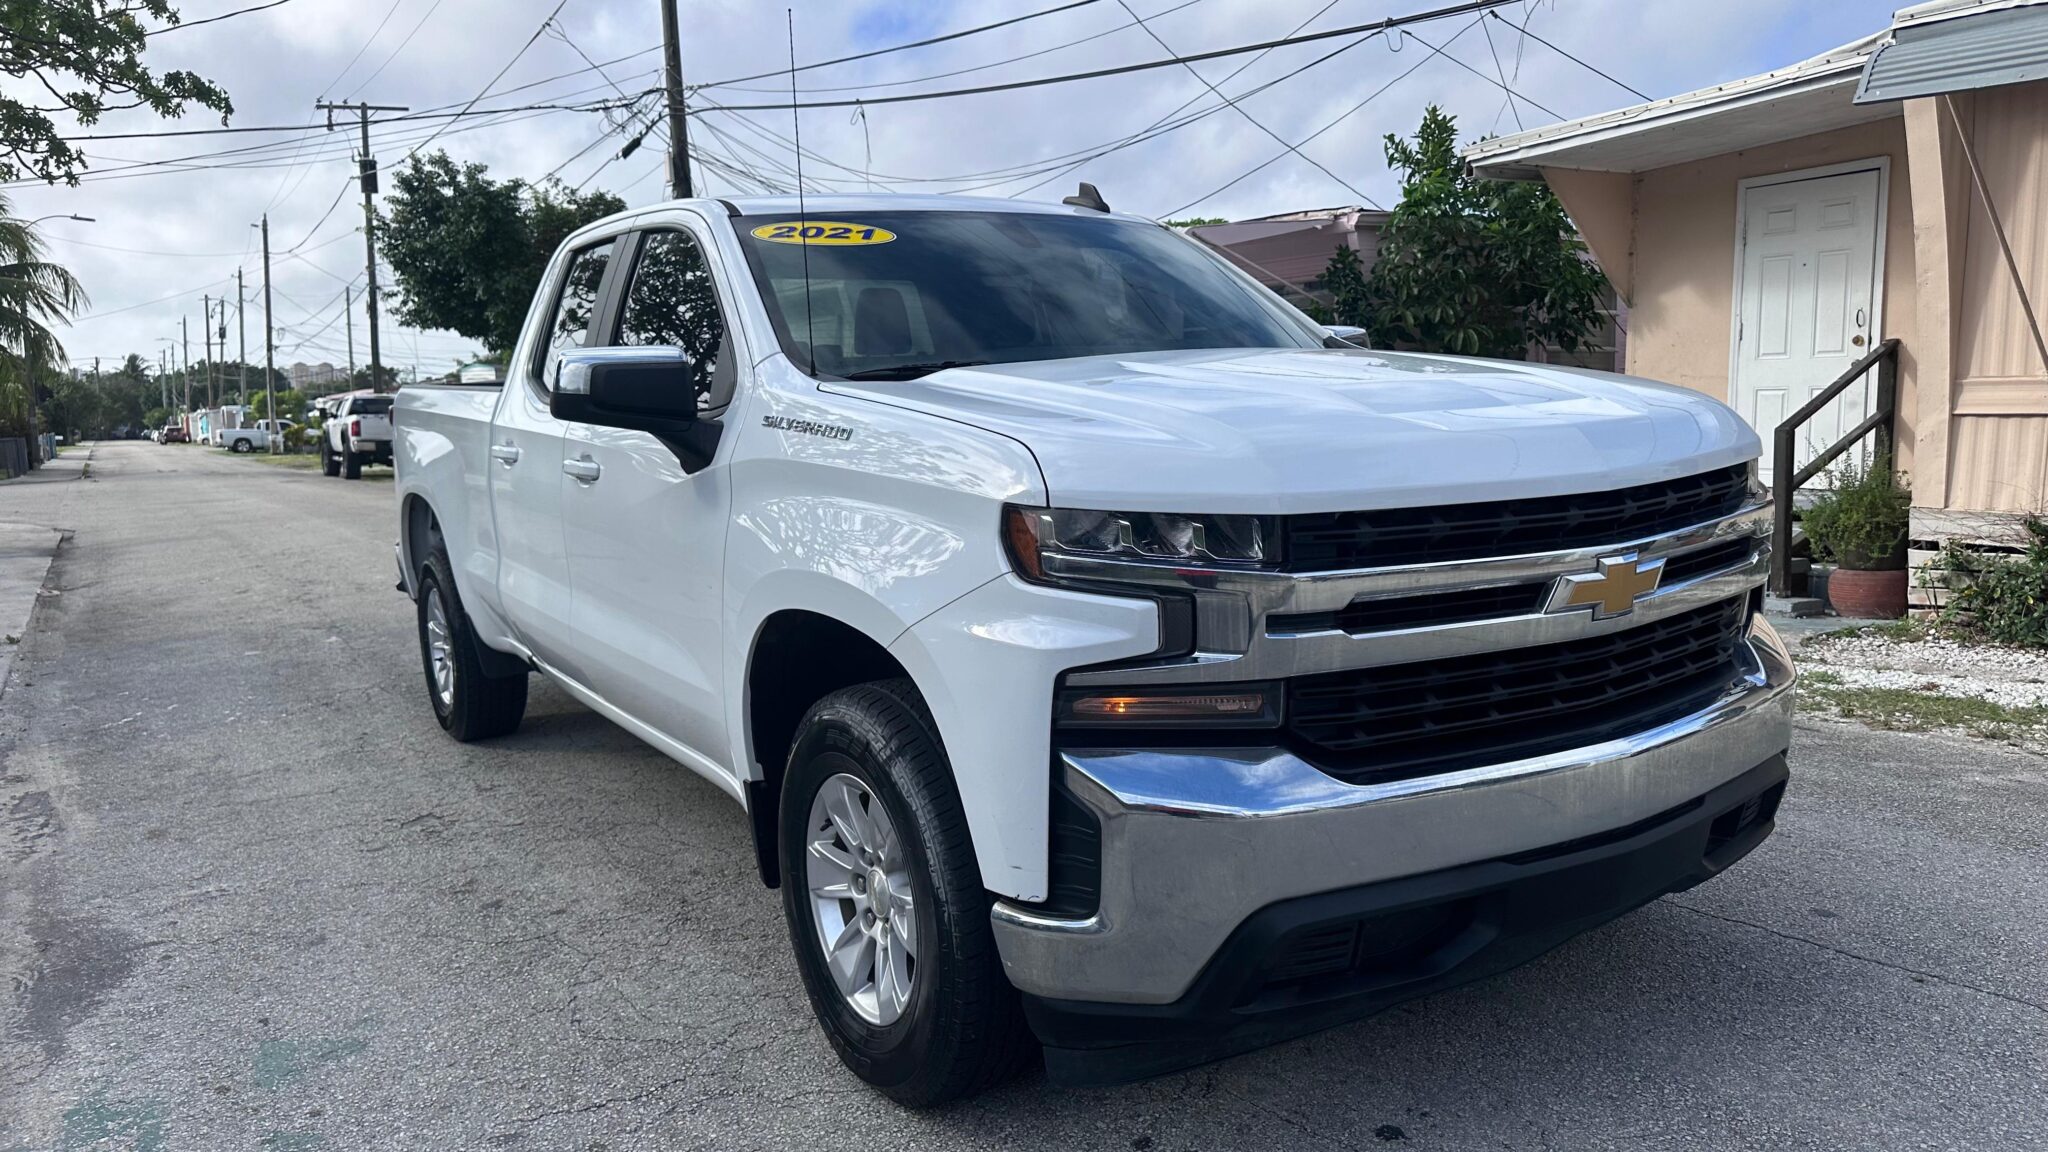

left=779, top=680, right=1034, bottom=1106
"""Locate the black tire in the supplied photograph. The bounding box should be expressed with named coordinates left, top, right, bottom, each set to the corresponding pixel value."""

left=416, top=539, right=527, bottom=741
left=779, top=679, right=1034, bottom=1107
left=320, top=438, right=340, bottom=476
left=231, top=438, right=253, bottom=453
left=341, top=437, right=362, bottom=479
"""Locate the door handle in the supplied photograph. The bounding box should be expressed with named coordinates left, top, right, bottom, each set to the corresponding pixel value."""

left=563, top=455, right=602, bottom=483
left=489, top=442, right=521, bottom=466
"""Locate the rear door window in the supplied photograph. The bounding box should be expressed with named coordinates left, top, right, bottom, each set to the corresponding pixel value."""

left=535, top=239, right=617, bottom=391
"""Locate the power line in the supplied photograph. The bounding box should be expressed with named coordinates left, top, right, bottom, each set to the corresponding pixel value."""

left=147, top=0, right=300, bottom=35
left=695, top=0, right=1518, bottom=112
left=33, top=100, right=632, bottom=190
left=1481, top=14, right=1523, bottom=131
left=686, top=16, right=1366, bottom=200
left=403, top=0, right=573, bottom=162
left=1162, top=15, right=1487, bottom=217
left=1004, top=0, right=1352, bottom=198
left=1112, top=0, right=1381, bottom=209
left=1403, top=21, right=1559, bottom=119
left=51, top=98, right=636, bottom=143
left=72, top=275, right=236, bottom=321
left=711, top=0, right=1207, bottom=96
left=1486, top=9, right=1648, bottom=101
left=699, top=0, right=1106, bottom=89
left=323, top=0, right=409, bottom=97
left=347, top=0, right=452, bottom=99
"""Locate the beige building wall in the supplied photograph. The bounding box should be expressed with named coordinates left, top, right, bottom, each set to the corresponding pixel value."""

left=1944, top=81, right=2048, bottom=513
left=1617, top=119, right=1923, bottom=480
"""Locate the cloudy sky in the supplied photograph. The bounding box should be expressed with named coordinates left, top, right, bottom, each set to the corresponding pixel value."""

left=12, top=0, right=1904, bottom=375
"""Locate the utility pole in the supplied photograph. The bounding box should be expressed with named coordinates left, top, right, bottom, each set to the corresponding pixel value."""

left=345, top=285, right=356, bottom=381
left=316, top=100, right=406, bottom=394
left=201, top=295, right=212, bottom=413
left=237, top=267, right=249, bottom=410
left=660, top=0, right=692, bottom=198
left=181, top=314, right=191, bottom=418
left=262, top=214, right=279, bottom=454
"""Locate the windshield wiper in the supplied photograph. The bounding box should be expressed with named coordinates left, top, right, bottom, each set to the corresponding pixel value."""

left=838, top=360, right=991, bottom=381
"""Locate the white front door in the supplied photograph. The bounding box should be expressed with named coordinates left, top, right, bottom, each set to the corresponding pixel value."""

left=561, top=225, right=737, bottom=774
left=1732, top=167, right=1883, bottom=485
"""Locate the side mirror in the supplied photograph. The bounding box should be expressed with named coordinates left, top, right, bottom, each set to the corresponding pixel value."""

left=550, top=347, right=722, bottom=472
left=1322, top=325, right=1369, bottom=348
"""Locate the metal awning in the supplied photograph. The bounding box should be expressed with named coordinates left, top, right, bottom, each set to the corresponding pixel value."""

left=1856, top=1, right=2048, bottom=103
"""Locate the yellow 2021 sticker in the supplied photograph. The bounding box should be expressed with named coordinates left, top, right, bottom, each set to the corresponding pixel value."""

left=749, top=221, right=896, bottom=246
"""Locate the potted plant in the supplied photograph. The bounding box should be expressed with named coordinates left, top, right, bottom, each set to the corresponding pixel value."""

left=1801, top=453, right=1911, bottom=618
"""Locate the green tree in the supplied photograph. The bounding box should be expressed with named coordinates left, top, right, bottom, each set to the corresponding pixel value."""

left=1, top=0, right=234, bottom=184
left=1163, top=216, right=1227, bottom=228
left=379, top=152, right=625, bottom=354
left=1317, top=245, right=1369, bottom=327
left=1364, top=106, right=1608, bottom=359
left=248, top=387, right=302, bottom=421
left=0, top=191, right=87, bottom=436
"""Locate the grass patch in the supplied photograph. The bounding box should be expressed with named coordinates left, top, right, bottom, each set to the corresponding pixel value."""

left=1800, top=678, right=2048, bottom=741
left=237, top=452, right=322, bottom=470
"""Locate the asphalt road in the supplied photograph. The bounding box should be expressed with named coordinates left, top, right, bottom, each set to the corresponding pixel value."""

left=3, top=442, right=2044, bottom=1151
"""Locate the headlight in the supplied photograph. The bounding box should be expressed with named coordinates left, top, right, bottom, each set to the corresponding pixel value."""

left=1003, top=505, right=1276, bottom=581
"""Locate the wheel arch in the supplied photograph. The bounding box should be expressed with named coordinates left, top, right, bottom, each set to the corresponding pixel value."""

left=400, top=492, right=439, bottom=599
left=741, top=607, right=916, bottom=889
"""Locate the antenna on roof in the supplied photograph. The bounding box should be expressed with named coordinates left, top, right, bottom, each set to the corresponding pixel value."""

left=1062, top=182, right=1110, bottom=213
left=788, top=9, right=815, bottom=377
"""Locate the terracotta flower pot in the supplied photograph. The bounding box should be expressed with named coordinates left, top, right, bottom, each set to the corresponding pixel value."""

left=1827, top=566, right=1908, bottom=619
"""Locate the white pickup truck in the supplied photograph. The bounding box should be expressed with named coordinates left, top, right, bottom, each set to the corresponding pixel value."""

left=393, top=193, right=1794, bottom=1104
left=321, top=392, right=394, bottom=478
left=219, top=418, right=298, bottom=453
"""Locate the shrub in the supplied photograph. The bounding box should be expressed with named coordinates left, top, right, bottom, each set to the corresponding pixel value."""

left=1801, top=453, right=1910, bottom=569
left=1936, top=518, right=2048, bottom=647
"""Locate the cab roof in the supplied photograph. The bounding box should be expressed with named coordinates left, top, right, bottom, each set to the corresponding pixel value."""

left=577, top=192, right=1162, bottom=239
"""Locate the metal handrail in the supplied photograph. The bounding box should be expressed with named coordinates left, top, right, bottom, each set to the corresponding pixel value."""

left=1769, top=337, right=1900, bottom=594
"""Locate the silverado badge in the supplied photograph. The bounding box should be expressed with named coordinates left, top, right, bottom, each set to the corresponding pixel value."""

left=1546, top=554, right=1665, bottom=620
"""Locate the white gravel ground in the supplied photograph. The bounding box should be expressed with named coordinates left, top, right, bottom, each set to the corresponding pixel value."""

left=1798, top=631, right=2048, bottom=711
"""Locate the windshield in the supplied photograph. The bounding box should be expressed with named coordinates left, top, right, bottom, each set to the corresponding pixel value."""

left=733, top=211, right=1318, bottom=380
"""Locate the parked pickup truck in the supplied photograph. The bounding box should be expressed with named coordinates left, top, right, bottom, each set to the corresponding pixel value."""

left=219, top=419, right=298, bottom=453
left=321, top=392, right=394, bottom=478
left=393, top=193, right=1794, bottom=1105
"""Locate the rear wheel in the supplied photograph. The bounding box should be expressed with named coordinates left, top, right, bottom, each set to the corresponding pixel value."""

left=320, top=438, right=340, bottom=476
left=416, top=540, right=526, bottom=741
left=231, top=438, right=253, bottom=453
left=779, top=679, right=1034, bottom=1106
left=341, top=436, right=362, bottom=479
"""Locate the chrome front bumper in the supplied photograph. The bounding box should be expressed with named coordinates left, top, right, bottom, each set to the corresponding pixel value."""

left=991, top=614, right=1796, bottom=1005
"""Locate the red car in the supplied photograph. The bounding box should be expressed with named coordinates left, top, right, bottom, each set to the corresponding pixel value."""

left=160, top=425, right=189, bottom=444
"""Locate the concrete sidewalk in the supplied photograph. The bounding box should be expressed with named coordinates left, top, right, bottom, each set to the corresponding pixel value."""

left=4, top=441, right=95, bottom=486
left=0, top=521, right=63, bottom=699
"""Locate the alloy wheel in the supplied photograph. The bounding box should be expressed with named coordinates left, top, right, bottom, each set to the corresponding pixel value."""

left=805, top=772, right=917, bottom=1026
left=424, top=586, right=455, bottom=710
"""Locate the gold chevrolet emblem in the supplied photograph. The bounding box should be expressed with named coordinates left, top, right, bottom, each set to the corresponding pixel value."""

left=1548, top=554, right=1665, bottom=620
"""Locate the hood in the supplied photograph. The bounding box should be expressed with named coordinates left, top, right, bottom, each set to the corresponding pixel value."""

left=824, top=348, right=1759, bottom=514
